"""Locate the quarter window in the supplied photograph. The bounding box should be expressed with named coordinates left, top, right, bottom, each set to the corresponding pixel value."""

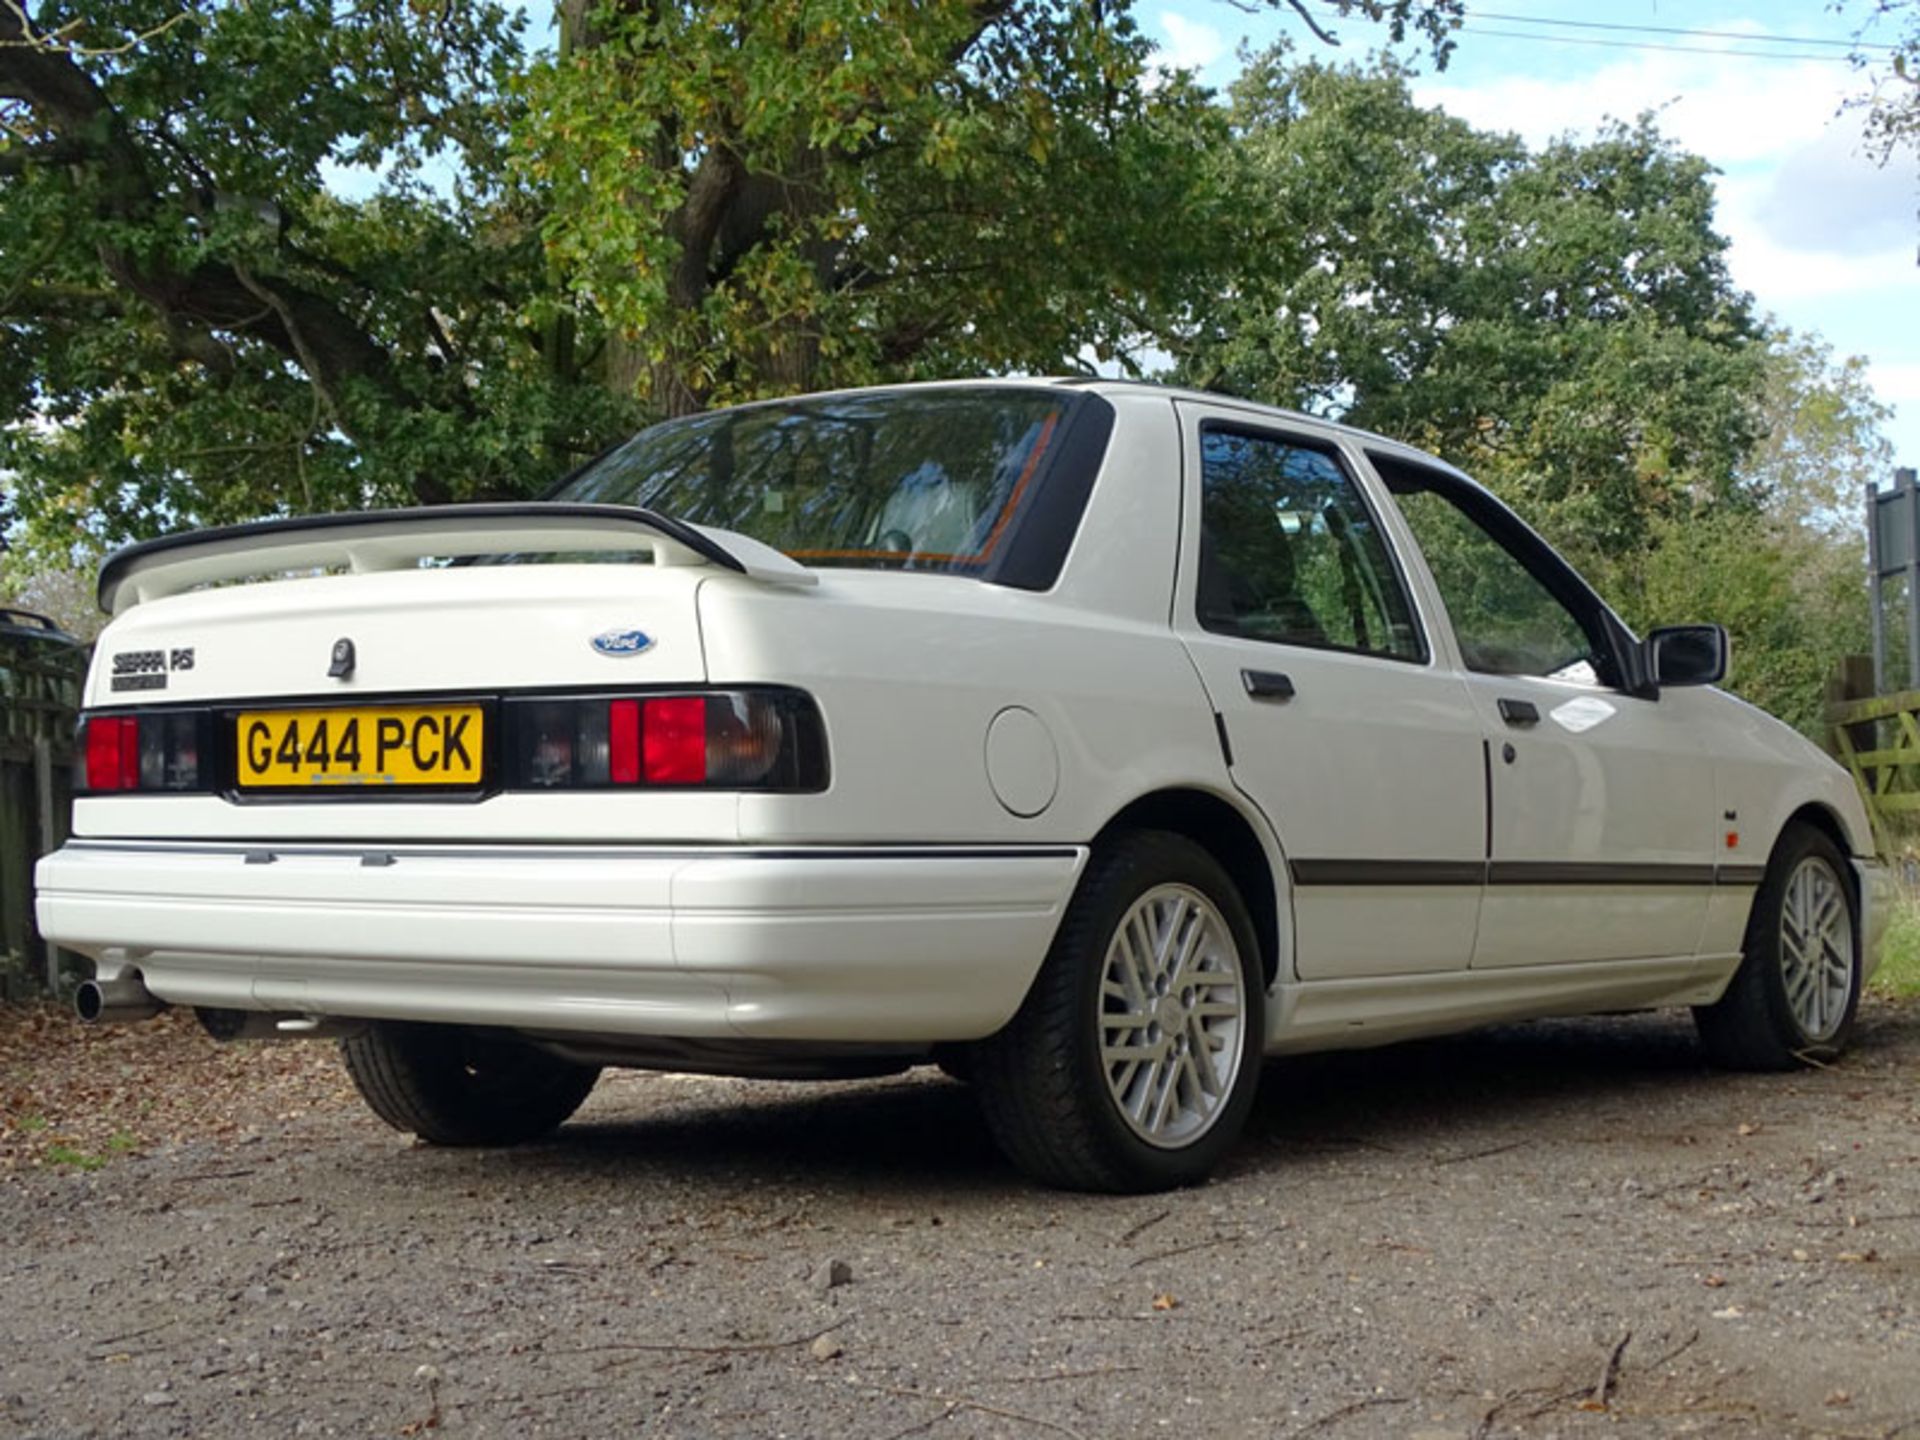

left=1197, top=429, right=1423, bottom=661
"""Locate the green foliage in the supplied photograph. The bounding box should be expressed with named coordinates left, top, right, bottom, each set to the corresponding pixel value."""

left=44, top=1142, right=107, bottom=1170
left=1874, top=892, right=1920, bottom=998
left=1581, top=331, right=1881, bottom=737
left=1743, top=329, right=1893, bottom=536
left=1, top=1, right=1469, bottom=559
left=520, top=1, right=1233, bottom=414
left=1173, top=57, right=1764, bottom=564
left=1842, top=0, right=1920, bottom=159
left=1619, top=507, right=1859, bottom=736
left=0, top=555, right=99, bottom=639
left=1, top=0, right=637, bottom=559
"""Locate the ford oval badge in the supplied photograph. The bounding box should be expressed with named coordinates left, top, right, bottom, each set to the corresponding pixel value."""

left=590, top=628, right=654, bottom=657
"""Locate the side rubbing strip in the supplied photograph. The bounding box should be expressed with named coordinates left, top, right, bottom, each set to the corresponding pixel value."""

left=1289, top=859, right=1753, bottom=888
left=1489, top=861, right=1719, bottom=887
left=1290, top=859, right=1488, bottom=887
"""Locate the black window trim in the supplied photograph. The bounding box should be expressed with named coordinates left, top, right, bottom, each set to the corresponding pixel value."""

left=1366, top=450, right=1651, bottom=697
left=1193, top=420, right=1432, bottom=667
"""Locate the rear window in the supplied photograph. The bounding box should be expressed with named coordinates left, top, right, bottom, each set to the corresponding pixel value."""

left=551, top=388, right=1108, bottom=585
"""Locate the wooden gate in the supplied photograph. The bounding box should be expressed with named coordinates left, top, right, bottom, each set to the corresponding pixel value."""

left=1828, top=686, right=1920, bottom=857
left=0, top=608, right=84, bottom=997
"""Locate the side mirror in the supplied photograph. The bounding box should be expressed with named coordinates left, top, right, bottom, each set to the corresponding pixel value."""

left=1647, top=624, right=1727, bottom=688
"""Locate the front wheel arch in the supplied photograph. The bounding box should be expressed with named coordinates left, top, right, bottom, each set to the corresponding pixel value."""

left=1696, top=821, right=1861, bottom=1070
left=1780, top=801, right=1860, bottom=881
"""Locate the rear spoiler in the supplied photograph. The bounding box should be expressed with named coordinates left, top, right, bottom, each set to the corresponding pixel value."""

left=96, top=503, right=816, bottom=614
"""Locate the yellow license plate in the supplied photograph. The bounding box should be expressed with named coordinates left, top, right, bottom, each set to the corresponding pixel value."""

left=236, top=705, right=484, bottom=787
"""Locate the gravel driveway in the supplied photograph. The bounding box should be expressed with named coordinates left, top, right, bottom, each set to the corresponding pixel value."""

left=2, top=1000, right=1916, bottom=1439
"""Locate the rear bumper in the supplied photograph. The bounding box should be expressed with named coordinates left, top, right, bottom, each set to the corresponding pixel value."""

left=36, top=841, right=1085, bottom=1042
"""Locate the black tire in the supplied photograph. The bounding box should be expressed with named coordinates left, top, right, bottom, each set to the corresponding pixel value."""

left=972, top=830, right=1265, bottom=1193
left=340, top=1022, right=601, bottom=1145
left=1694, top=824, right=1861, bottom=1071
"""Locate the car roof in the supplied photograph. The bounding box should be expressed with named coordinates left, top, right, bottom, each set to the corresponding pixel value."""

left=1047, top=377, right=1471, bottom=479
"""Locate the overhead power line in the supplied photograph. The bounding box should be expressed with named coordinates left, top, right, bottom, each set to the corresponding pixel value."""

left=1466, top=9, right=1893, bottom=54
left=1459, top=23, right=1866, bottom=65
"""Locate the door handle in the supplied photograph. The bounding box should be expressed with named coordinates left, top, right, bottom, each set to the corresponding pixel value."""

left=1497, top=697, right=1540, bottom=726
left=1241, top=669, right=1295, bottom=702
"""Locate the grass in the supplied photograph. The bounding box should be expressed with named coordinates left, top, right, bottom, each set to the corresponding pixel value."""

left=43, top=1144, right=107, bottom=1171
left=1873, top=891, right=1920, bottom=999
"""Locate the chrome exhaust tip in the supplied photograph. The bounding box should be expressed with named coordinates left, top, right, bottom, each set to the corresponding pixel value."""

left=74, top=974, right=166, bottom=1025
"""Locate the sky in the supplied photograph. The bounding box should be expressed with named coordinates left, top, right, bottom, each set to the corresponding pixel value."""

left=1144, top=0, right=1920, bottom=472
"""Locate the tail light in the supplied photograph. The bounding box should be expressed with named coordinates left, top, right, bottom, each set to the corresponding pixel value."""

left=503, top=689, right=826, bottom=791
left=76, top=711, right=208, bottom=793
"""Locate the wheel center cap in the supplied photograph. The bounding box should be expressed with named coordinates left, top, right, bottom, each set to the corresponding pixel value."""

left=1156, top=996, right=1185, bottom=1032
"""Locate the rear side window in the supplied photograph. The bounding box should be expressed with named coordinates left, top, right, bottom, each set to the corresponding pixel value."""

left=553, top=388, right=1110, bottom=587
left=1197, top=429, right=1424, bottom=662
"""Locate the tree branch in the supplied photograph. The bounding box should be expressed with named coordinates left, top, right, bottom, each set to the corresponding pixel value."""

left=0, top=0, right=193, bottom=59
left=670, top=143, right=744, bottom=306
left=232, top=262, right=355, bottom=440
left=0, top=281, right=123, bottom=316
left=0, top=136, right=86, bottom=173
left=948, top=0, right=1016, bottom=64
left=0, top=0, right=458, bottom=503
left=1282, top=0, right=1342, bottom=47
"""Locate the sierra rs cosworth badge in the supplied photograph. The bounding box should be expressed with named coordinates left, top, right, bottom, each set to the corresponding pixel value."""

left=110, top=647, right=193, bottom=692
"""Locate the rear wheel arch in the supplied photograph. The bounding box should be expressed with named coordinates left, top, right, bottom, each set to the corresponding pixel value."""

left=973, top=828, right=1266, bottom=1190
left=1093, top=788, right=1284, bottom=986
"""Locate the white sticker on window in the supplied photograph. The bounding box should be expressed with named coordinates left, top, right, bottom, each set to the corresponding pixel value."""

left=1551, top=695, right=1616, bottom=734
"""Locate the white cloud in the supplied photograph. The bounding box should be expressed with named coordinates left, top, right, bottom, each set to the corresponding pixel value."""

left=1411, top=44, right=1919, bottom=323
left=1413, top=52, right=1849, bottom=167
left=1864, top=361, right=1920, bottom=417
left=1755, top=124, right=1916, bottom=256
left=1715, top=172, right=1915, bottom=303
left=1154, top=11, right=1227, bottom=75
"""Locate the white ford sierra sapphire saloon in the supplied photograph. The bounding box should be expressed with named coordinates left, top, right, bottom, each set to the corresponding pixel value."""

left=36, top=380, right=1888, bottom=1192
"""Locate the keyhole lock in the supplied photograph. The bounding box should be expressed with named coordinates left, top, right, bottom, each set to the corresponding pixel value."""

left=1501, top=742, right=1517, bottom=764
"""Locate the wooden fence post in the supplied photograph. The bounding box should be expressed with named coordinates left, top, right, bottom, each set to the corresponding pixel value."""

left=0, top=609, right=84, bottom=998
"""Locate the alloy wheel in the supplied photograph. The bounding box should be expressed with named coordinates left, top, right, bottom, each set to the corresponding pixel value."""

left=1098, top=883, right=1248, bottom=1148
left=1779, top=854, right=1852, bottom=1043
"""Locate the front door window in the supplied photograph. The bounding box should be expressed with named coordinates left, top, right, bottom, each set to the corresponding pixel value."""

left=1391, top=490, right=1602, bottom=683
